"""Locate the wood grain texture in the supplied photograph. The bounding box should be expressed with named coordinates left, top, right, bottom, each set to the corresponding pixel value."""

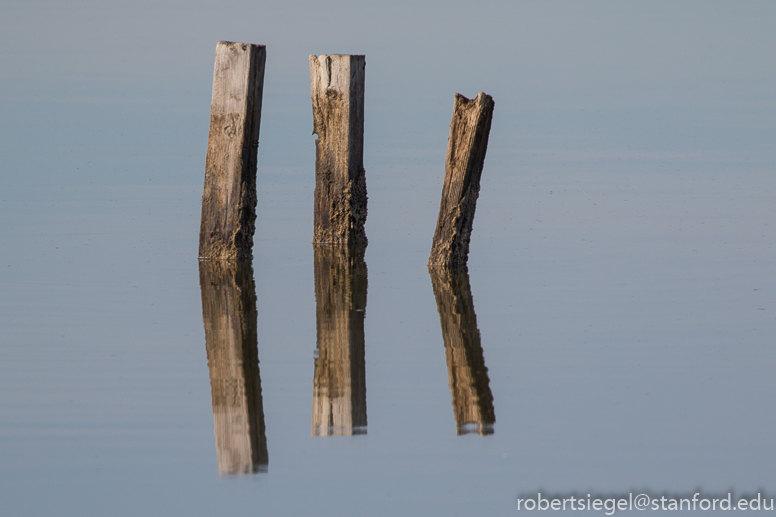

left=310, top=54, right=367, bottom=245
left=199, top=41, right=266, bottom=260
left=312, top=244, right=367, bottom=436
left=428, top=266, right=495, bottom=435
left=428, top=92, right=494, bottom=267
left=199, top=260, right=268, bottom=474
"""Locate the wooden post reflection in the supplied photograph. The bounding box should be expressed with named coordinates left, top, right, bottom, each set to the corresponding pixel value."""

left=312, top=244, right=368, bottom=436
left=429, top=266, right=495, bottom=435
left=199, top=260, right=268, bottom=474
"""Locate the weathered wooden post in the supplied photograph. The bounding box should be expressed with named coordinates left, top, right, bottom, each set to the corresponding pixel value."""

left=309, top=54, right=367, bottom=245
left=199, top=41, right=266, bottom=260
left=428, top=92, right=494, bottom=267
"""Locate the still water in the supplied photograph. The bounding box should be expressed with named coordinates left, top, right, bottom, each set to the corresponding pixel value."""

left=2, top=1, right=776, bottom=515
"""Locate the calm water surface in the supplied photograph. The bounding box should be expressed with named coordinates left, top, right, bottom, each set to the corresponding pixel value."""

left=1, top=2, right=775, bottom=515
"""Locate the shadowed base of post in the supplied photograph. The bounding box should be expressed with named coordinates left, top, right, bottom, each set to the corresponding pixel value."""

left=311, top=244, right=368, bottom=436
left=199, top=259, right=268, bottom=473
left=428, top=265, right=495, bottom=435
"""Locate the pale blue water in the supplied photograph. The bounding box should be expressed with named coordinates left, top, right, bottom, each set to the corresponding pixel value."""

left=1, top=1, right=775, bottom=515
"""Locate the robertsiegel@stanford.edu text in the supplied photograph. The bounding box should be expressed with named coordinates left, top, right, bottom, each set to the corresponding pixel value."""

left=516, top=492, right=774, bottom=514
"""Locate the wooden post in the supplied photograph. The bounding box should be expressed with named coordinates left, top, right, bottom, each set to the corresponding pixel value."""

left=309, top=54, right=368, bottom=245
left=199, top=260, right=268, bottom=474
left=311, top=244, right=368, bottom=436
left=428, top=266, right=495, bottom=435
left=428, top=92, right=494, bottom=267
left=199, top=41, right=266, bottom=260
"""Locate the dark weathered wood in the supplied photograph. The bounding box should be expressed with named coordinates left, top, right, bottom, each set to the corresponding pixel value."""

left=428, top=266, right=495, bottom=435
left=428, top=92, right=494, bottom=267
left=199, top=41, right=266, bottom=260
left=199, top=260, right=268, bottom=474
left=312, top=244, right=368, bottom=436
left=310, top=54, right=367, bottom=245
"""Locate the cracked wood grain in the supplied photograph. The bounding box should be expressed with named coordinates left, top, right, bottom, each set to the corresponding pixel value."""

left=310, top=54, right=367, bottom=245
left=199, top=41, right=265, bottom=260
left=429, top=92, right=494, bottom=267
